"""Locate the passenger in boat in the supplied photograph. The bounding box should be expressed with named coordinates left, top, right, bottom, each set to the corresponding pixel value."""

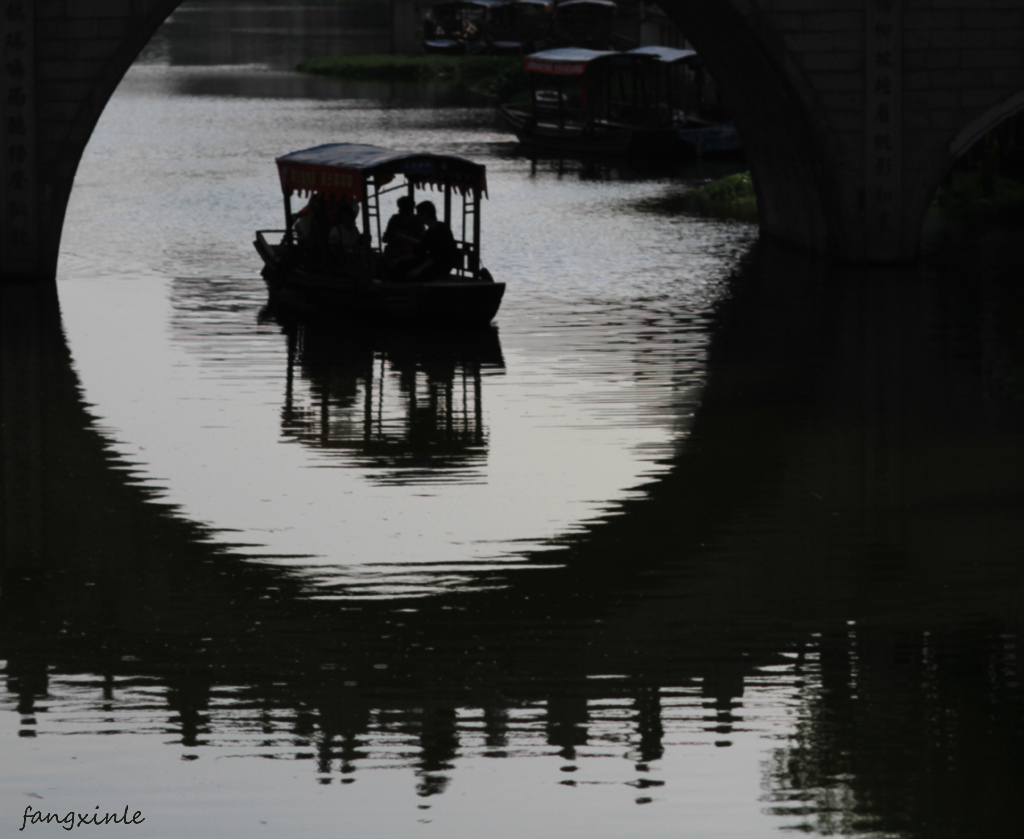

left=294, top=194, right=332, bottom=265
left=330, top=201, right=362, bottom=249
left=293, top=194, right=323, bottom=243
left=403, top=200, right=458, bottom=283
left=383, top=196, right=424, bottom=256
left=382, top=196, right=425, bottom=278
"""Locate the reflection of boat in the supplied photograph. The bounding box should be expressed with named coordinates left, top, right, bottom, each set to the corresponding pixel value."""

left=675, top=121, right=742, bottom=156
left=254, top=143, right=505, bottom=327
left=268, top=309, right=505, bottom=484
left=423, top=0, right=504, bottom=54
left=498, top=47, right=677, bottom=156
left=627, top=46, right=742, bottom=158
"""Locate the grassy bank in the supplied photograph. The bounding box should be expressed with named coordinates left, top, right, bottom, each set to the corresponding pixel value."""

left=297, top=54, right=525, bottom=98
left=642, top=171, right=759, bottom=223
left=931, top=170, right=1024, bottom=220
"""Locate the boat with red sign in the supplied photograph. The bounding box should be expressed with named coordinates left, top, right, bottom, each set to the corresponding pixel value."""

left=498, top=47, right=678, bottom=156
left=254, top=143, right=504, bottom=327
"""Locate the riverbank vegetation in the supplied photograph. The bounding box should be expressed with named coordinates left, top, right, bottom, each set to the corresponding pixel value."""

left=297, top=54, right=525, bottom=98
left=641, top=171, right=759, bottom=223
left=932, top=109, right=1024, bottom=220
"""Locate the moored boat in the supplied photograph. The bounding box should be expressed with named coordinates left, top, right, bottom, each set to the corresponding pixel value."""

left=423, top=0, right=505, bottom=54
left=254, top=143, right=505, bottom=327
left=498, top=46, right=677, bottom=156
left=627, top=45, right=742, bottom=157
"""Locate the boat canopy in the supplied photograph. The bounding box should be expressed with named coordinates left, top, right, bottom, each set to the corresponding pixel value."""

left=628, top=46, right=698, bottom=64
left=276, top=143, right=488, bottom=201
left=522, top=46, right=624, bottom=75
left=555, top=0, right=617, bottom=10
left=431, top=0, right=504, bottom=9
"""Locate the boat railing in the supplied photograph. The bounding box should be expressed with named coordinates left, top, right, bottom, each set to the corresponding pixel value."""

left=255, top=229, right=287, bottom=260
left=534, top=103, right=590, bottom=126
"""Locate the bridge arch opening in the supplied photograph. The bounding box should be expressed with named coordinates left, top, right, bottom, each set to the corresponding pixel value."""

left=921, top=94, right=1024, bottom=228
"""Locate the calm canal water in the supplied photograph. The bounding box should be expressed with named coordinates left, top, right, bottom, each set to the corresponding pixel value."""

left=2, top=6, right=1024, bottom=839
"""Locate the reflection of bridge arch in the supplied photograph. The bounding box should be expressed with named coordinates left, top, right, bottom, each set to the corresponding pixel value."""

left=5, top=235, right=1024, bottom=829
left=3, top=2, right=1024, bottom=279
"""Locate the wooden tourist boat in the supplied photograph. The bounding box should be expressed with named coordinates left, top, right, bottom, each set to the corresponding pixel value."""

left=627, top=46, right=742, bottom=158
left=422, top=0, right=504, bottom=54
left=498, top=46, right=678, bottom=156
left=254, top=143, right=505, bottom=327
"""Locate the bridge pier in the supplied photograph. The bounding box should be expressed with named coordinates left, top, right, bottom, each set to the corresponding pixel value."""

left=660, top=0, right=1024, bottom=262
left=2, top=0, right=1023, bottom=279
left=2, top=0, right=180, bottom=285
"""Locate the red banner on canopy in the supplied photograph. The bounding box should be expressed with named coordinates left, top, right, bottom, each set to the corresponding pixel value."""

left=524, top=57, right=589, bottom=76
left=277, top=163, right=367, bottom=201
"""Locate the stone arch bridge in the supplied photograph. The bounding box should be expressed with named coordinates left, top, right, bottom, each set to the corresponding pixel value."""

left=2, top=0, right=1023, bottom=282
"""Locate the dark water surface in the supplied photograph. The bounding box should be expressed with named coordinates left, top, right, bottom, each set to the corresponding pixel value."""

left=3, top=8, right=1024, bottom=839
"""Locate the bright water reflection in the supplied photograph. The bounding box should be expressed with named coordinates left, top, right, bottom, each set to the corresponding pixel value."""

left=54, top=62, right=753, bottom=597
left=3, top=19, right=1024, bottom=839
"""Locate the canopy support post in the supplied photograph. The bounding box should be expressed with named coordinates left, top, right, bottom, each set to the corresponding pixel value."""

left=472, top=185, right=481, bottom=279
left=284, top=194, right=294, bottom=247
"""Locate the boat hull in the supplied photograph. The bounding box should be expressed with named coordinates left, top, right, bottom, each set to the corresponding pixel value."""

left=499, top=105, right=677, bottom=157
left=256, top=238, right=505, bottom=327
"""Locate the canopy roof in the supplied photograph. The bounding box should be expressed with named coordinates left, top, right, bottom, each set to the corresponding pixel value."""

left=276, top=143, right=487, bottom=201
left=430, top=0, right=504, bottom=9
left=628, top=46, right=698, bottom=64
left=524, top=47, right=620, bottom=75
left=555, top=0, right=617, bottom=9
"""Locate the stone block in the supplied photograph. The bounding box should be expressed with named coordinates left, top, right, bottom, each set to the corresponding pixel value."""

left=926, top=50, right=963, bottom=70
left=930, top=0, right=985, bottom=9
left=804, top=11, right=862, bottom=32
left=783, top=31, right=834, bottom=52
left=821, top=90, right=863, bottom=111
left=36, top=1, right=67, bottom=18
left=962, top=49, right=1022, bottom=69
left=992, top=68, right=1024, bottom=88
left=964, top=9, right=1023, bottom=29
left=931, top=69, right=992, bottom=90
left=833, top=30, right=861, bottom=52
left=901, top=30, right=931, bottom=51
left=903, top=111, right=931, bottom=131
left=67, top=0, right=133, bottom=18
left=770, top=12, right=805, bottom=34
left=813, top=72, right=862, bottom=92
left=95, top=17, right=136, bottom=38
left=41, top=19, right=100, bottom=39
left=74, top=39, right=124, bottom=60
left=36, top=60, right=105, bottom=83
left=904, top=10, right=961, bottom=30
left=771, top=0, right=851, bottom=11
left=828, top=110, right=862, bottom=133
left=37, top=80, right=94, bottom=102
left=801, top=50, right=861, bottom=72
left=958, top=29, right=1022, bottom=49
left=37, top=102, right=82, bottom=125
left=961, top=88, right=998, bottom=110
left=37, top=39, right=70, bottom=60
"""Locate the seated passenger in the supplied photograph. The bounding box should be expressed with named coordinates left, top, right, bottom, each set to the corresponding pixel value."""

left=383, top=196, right=424, bottom=260
left=294, top=194, right=327, bottom=245
left=403, top=201, right=459, bottom=283
left=329, top=202, right=362, bottom=249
